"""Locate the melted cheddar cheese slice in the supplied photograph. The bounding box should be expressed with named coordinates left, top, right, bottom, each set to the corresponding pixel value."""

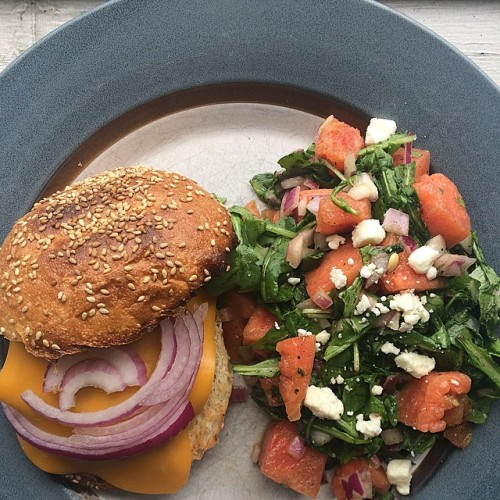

left=0, top=293, right=216, bottom=494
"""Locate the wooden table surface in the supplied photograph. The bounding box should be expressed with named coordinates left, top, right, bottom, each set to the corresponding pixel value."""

left=1, top=0, right=499, bottom=86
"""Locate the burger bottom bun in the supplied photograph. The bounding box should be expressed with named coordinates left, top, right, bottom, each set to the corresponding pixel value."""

left=63, top=316, right=232, bottom=493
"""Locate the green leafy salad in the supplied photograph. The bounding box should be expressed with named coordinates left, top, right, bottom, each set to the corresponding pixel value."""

left=208, top=116, right=500, bottom=499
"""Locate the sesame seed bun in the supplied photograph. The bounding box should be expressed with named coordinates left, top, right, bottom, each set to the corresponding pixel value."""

left=0, top=166, right=236, bottom=359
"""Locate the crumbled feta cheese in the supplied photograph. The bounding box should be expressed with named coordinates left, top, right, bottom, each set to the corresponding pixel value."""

left=355, top=413, right=383, bottom=438
left=330, top=266, right=347, bottom=289
left=335, top=375, right=345, bottom=385
left=347, top=257, right=355, bottom=265
left=386, top=459, right=413, bottom=495
left=348, top=172, right=379, bottom=202
left=371, top=385, right=383, bottom=396
left=304, top=386, right=344, bottom=420
left=297, top=328, right=313, bottom=336
left=381, top=342, right=401, bottom=355
left=326, top=234, right=346, bottom=250
left=376, top=302, right=390, bottom=314
left=352, top=219, right=386, bottom=248
left=395, top=352, right=435, bottom=378
left=426, top=266, right=438, bottom=280
left=287, top=277, right=301, bottom=285
left=360, top=262, right=377, bottom=279
left=315, top=330, right=331, bottom=345
left=355, top=293, right=372, bottom=315
left=408, top=245, right=439, bottom=275
left=389, top=292, right=430, bottom=331
left=365, top=118, right=397, bottom=145
left=274, top=322, right=280, bottom=330
left=346, top=411, right=354, bottom=416
left=311, top=430, right=333, bottom=446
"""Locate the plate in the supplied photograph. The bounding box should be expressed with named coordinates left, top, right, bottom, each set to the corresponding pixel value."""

left=0, top=1, right=498, bottom=499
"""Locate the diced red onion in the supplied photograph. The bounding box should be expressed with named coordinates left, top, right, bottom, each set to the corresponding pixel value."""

left=381, top=428, right=404, bottom=446
left=43, top=345, right=147, bottom=393
left=59, top=359, right=127, bottom=411
left=297, top=299, right=316, bottom=310
left=340, top=468, right=373, bottom=500
left=303, top=178, right=319, bottom=190
left=281, top=176, right=306, bottom=190
left=297, top=197, right=308, bottom=217
left=373, top=310, right=401, bottom=331
left=313, top=232, right=329, bottom=250
left=344, top=153, right=357, bottom=177
left=400, top=235, right=418, bottom=253
left=382, top=208, right=409, bottom=236
left=306, top=196, right=322, bottom=215
left=230, top=386, right=248, bottom=403
left=426, top=235, right=446, bottom=254
left=218, top=307, right=233, bottom=322
left=287, top=435, right=306, bottom=460
left=434, top=253, right=476, bottom=277
left=459, top=234, right=473, bottom=254
left=280, top=186, right=301, bottom=217
left=312, top=291, right=333, bottom=310
left=404, top=141, right=412, bottom=164
left=286, top=228, right=315, bottom=269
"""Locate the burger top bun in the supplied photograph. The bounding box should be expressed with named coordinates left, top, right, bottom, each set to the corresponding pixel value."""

left=0, top=166, right=236, bottom=359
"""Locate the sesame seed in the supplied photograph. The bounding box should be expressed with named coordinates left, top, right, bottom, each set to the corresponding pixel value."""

left=127, top=283, right=136, bottom=290
left=86, top=296, right=96, bottom=303
left=178, top=242, right=186, bottom=248
left=210, top=239, right=216, bottom=246
left=42, top=339, right=50, bottom=347
left=189, top=275, right=198, bottom=282
left=137, top=295, right=145, bottom=302
left=152, top=305, right=161, bottom=312
left=21, top=306, right=28, bottom=313
left=52, top=344, right=60, bottom=350
left=99, top=308, right=109, bottom=315
left=100, top=289, right=110, bottom=295
left=155, top=252, right=165, bottom=259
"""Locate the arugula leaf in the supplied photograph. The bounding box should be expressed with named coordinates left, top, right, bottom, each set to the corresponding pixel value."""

left=250, top=173, right=281, bottom=207
left=233, top=358, right=280, bottom=378
left=358, top=133, right=416, bottom=157
left=339, top=277, right=363, bottom=317
left=456, top=333, right=500, bottom=389
left=469, top=232, right=500, bottom=330
left=324, top=318, right=371, bottom=361
left=260, top=237, right=295, bottom=303
left=248, top=324, right=289, bottom=350
left=399, top=427, right=436, bottom=455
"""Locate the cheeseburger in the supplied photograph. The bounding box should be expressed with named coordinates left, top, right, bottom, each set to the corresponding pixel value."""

left=0, top=166, right=236, bottom=494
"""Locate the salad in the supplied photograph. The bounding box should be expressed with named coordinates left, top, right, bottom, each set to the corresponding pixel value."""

left=208, top=116, right=500, bottom=499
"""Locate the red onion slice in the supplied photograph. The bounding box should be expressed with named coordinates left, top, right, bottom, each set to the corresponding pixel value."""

left=434, top=253, right=476, bottom=276
left=43, top=345, right=147, bottom=393
left=400, top=235, right=418, bottom=253
left=2, top=401, right=194, bottom=461
left=59, top=359, right=127, bottom=411
left=306, top=196, right=322, bottom=215
left=312, top=291, right=333, bottom=309
left=286, top=228, right=315, bottom=269
left=287, top=435, right=306, bottom=460
left=230, top=386, right=248, bottom=403
left=382, top=208, right=409, bottom=236
left=404, top=141, right=412, bottom=164
left=281, top=176, right=306, bottom=189
left=303, top=178, right=320, bottom=190
left=21, top=307, right=204, bottom=427
left=280, top=186, right=301, bottom=217
left=340, top=468, right=373, bottom=500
